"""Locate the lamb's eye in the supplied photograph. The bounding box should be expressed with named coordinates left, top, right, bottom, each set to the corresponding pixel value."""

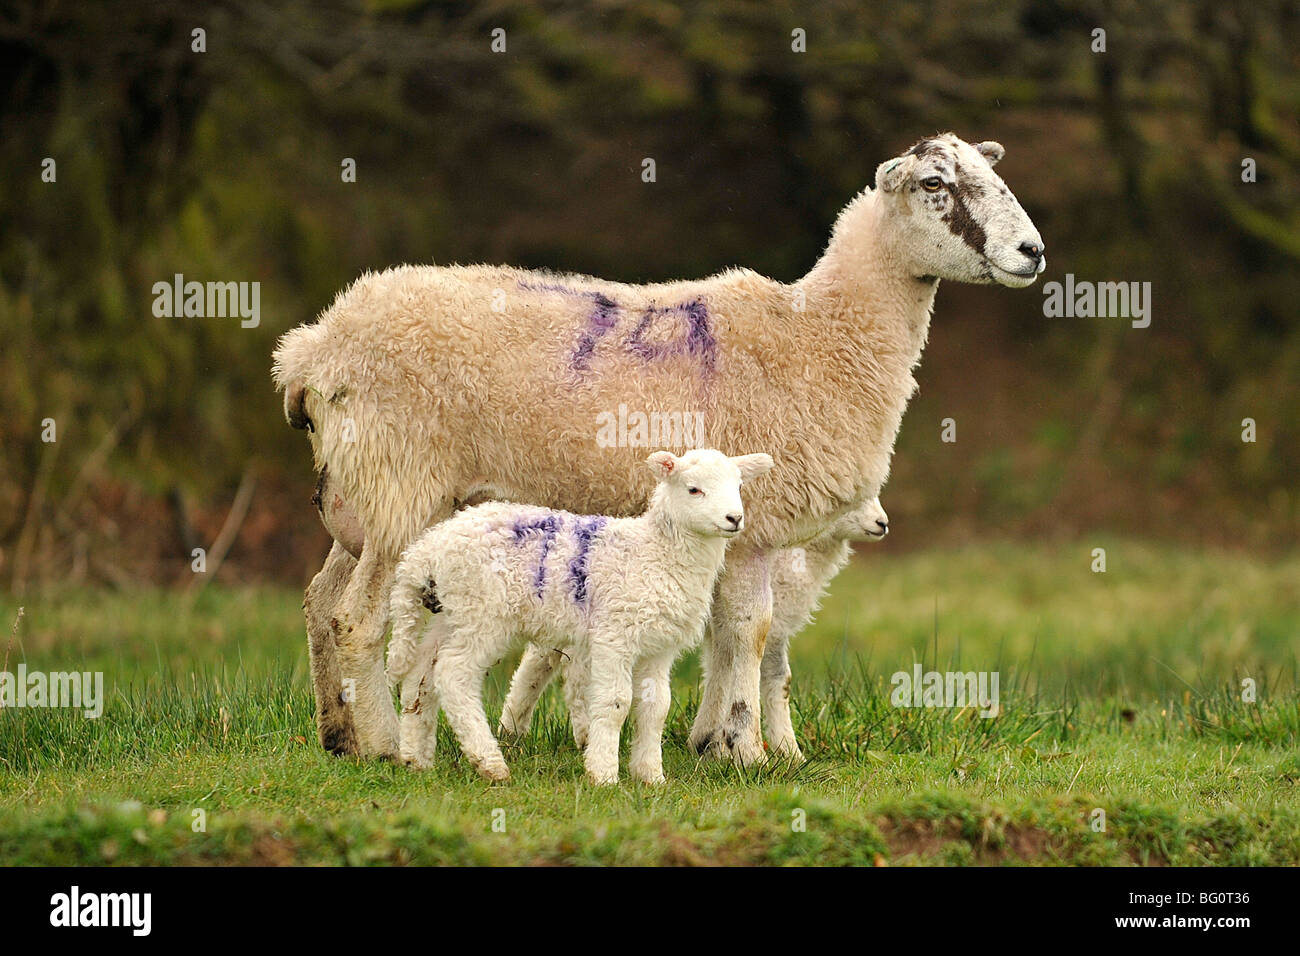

left=922, top=177, right=944, bottom=192
left=688, top=487, right=703, bottom=496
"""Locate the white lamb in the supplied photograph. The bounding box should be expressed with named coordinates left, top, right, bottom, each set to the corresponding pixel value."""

left=499, top=497, right=890, bottom=758
left=386, top=449, right=774, bottom=784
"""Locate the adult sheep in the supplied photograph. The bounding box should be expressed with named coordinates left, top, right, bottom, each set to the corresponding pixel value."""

left=273, top=132, right=1046, bottom=763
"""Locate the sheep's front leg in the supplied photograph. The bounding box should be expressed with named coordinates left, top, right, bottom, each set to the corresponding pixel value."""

left=333, top=545, right=400, bottom=759
left=628, top=653, right=673, bottom=784
left=499, top=644, right=565, bottom=738
left=761, top=633, right=803, bottom=761
left=689, top=549, right=773, bottom=764
left=583, top=637, right=633, bottom=785
left=305, top=541, right=360, bottom=755
left=398, top=619, right=446, bottom=769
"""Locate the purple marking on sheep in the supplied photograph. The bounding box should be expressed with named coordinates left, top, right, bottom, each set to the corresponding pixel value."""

left=518, top=281, right=623, bottom=371
left=625, top=299, right=717, bottom=373
left=569, top=516, right=607, bottom=606
left=511, top=513, right=561, bottom=598
left=571, top=294, right=620, bottom=370
left=518, top=281, right=715, bottom=373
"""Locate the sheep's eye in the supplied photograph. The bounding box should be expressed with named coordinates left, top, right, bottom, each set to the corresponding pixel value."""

left=922, top=177, right=944, bottom=192
left=688, top=487, right=703, bottom=496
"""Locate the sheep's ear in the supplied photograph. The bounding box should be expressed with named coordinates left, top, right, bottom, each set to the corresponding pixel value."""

left=731, top=453, right=774, bottom=481
left=974, top=141, right=1004, bottom=166
left=646, top=450, right=677, bottom=480
left=875, top=154, right=916, bottom=193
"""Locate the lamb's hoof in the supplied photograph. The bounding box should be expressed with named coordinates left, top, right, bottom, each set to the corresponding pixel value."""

left=631, top=768, right=666, bottom=786
left=475, top=757, right=511, bottom=782
left=400, top=749, right=435, bottom=771
left=586, top=770, right=619, bottom=786
left=497, top=722, right=527, bottom=740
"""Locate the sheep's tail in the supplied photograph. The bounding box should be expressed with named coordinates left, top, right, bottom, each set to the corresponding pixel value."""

left=386, top=551, right=439, bottom=687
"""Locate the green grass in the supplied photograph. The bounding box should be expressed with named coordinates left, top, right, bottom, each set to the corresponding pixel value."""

left=1, top=540, right=1298, bottom=865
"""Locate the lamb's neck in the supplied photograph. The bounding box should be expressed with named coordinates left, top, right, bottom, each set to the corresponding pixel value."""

left=646, top=507, right=729, bottom=572
left=797, top=188, right=938, bottom=363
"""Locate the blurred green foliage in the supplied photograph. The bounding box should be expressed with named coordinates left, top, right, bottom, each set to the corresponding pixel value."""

left=2, top=0, right=1298, bottom=584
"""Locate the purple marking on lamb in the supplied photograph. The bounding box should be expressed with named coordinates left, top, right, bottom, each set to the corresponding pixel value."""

left=569, top=516, right=607, bottom=606
left=511, top=513, right=561, bottom=598
left=624, top=299, right=716, bottom=372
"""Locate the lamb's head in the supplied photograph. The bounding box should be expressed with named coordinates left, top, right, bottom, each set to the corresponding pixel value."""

left=875, top=133, right=1045, bottom=288
left=646, top=449, right=774, bottom=538
left=831, top=497, right=889, bottom=542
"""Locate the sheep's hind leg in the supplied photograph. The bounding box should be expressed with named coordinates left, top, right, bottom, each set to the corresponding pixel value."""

left=433, top=621, right=513, bottom=781
left=499, top=644, right=565, bottom=738
left=398, top=619, right=446, bottom=769
left=689, top=550, right=773, bottom=765
left=305, top=541, right=360, bottom=756
left=333, top=546, right=400, bottom=759
left=761, top=632, right=803, bottom=761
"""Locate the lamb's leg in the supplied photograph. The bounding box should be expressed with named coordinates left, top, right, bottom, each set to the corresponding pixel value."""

left=333, top=545, right=400, bottom=759
left=433, top=621, right=512, bottom=781
left=583, top=638, right=633, bottom=785
left=689, top=549, right=773, bottom=764
left=761, top=633, right=803, bottom=761
left=563, top=647, right=591, bottom=750
left=499, top=644, right=565, bottom=738
left=398, top=619, right=446, bottom=769
left=305, top=541, right=360, bottom=755
left=628, top=653, right=673, bottom=785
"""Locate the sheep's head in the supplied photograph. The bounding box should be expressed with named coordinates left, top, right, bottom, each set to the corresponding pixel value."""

left=875, top=133, right=1045, bottom=288
left=832, top=497, right=889, bottom=542
left=646, top=449, right=774, bottom=538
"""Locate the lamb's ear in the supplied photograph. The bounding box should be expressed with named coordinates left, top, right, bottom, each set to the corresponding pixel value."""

left=646, top=450, right=677, bottom=481
left=974, top=141, right=1005, bottom=166
left=875, top=154, right=916, bottom=193
left=731, top=453, right=774, bottom=481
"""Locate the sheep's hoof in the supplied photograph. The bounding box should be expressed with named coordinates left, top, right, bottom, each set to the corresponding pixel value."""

left=767, top=739, right=805, bottom=764
left=319, top=722, right=361, bottom=757
left=586, top=770, right=619, bottom=786
left=631, top=769, right=666, bottom=786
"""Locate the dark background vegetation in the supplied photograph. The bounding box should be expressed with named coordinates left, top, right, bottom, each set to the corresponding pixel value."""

left=2, top=0, right=1297, bottom=589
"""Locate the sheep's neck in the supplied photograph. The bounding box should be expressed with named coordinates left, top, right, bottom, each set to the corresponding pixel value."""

left=720, top=187, right=940, bottom=540
left=798, top=187, right=938, bottom=361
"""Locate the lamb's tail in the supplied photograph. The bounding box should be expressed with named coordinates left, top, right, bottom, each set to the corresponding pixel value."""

left=386, top=554, right=441, bottom=687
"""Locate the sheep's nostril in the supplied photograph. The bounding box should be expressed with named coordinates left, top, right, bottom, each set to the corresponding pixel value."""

left=1018, top=241, right=1044, bottom=261
left=876, top=519, right=889, bottom=534
left=725, top=514, right=742, bottom=529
